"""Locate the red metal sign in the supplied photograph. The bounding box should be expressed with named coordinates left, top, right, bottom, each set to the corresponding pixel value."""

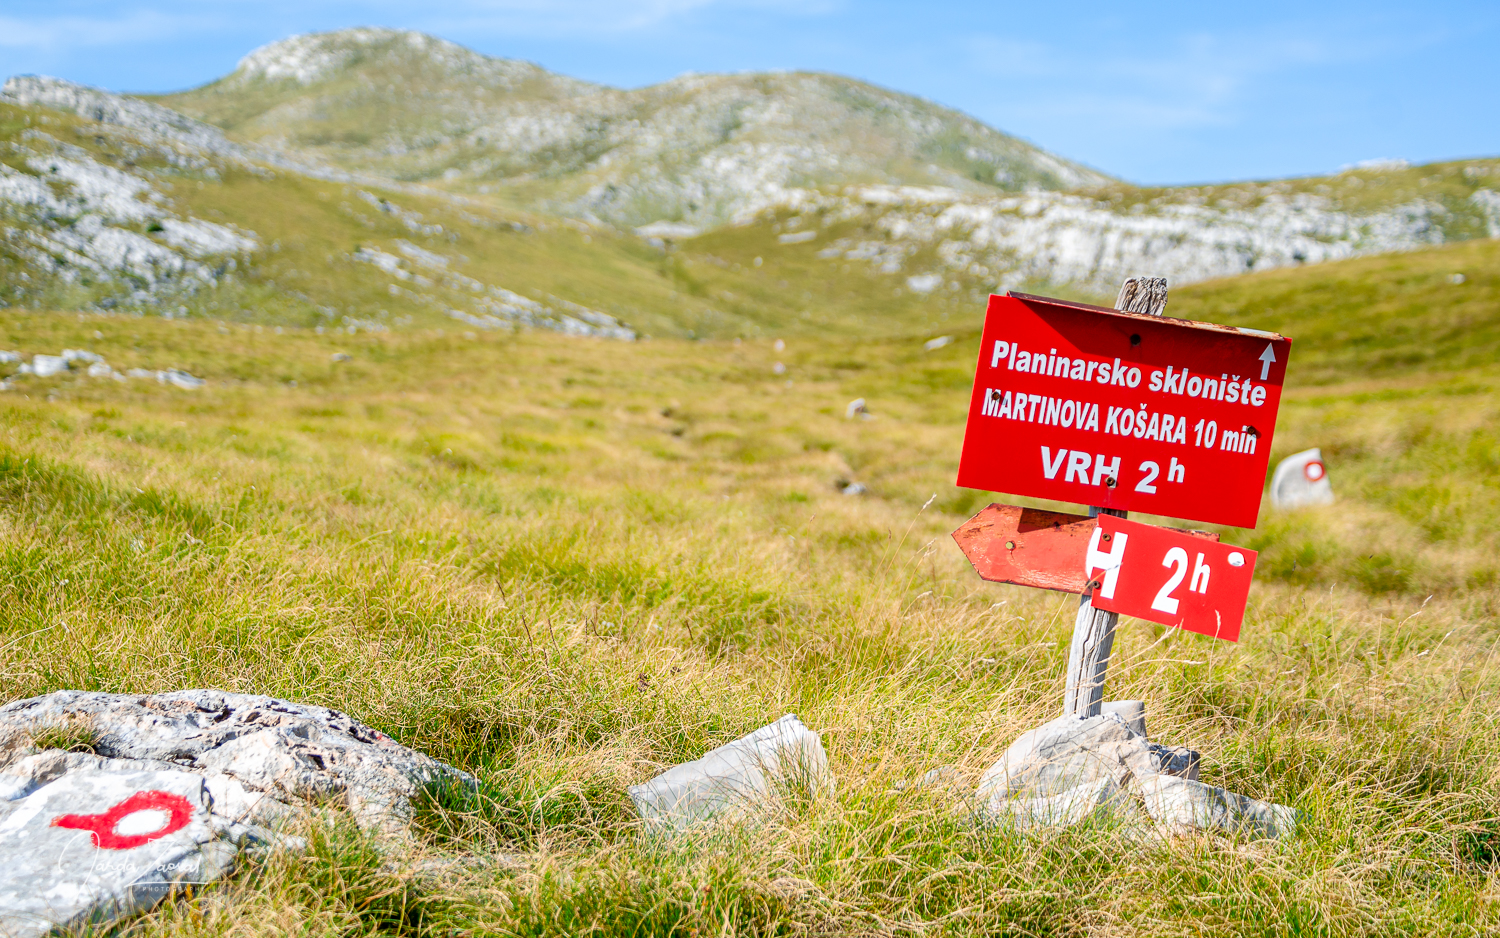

left=1085, top=515, right=1257, bottom=641
left=956, top=292, right=1292, bottom=528
left=951, top=504, right=1218, bottom=594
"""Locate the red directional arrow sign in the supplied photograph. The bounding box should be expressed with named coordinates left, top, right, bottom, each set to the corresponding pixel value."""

left=951, top=503, right=1218, bottom=594
left=1086, top=515, right=1258, bottom=641
left=956, top=292, right=1292, bottom=528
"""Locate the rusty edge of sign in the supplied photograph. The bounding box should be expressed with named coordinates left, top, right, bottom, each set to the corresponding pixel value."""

left=951, top=503, right=1220, bottom=594
left=1005, top=291, right=1291, bottom=345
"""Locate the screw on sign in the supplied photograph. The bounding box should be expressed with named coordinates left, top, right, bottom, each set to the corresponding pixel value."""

left=52, top=790, right=194, bottom=850
left=950, top=279, right=1291, bottom=716
left=957, top=289, right=1291, bottom=528
left=950, top=504, right=1219, bottom=595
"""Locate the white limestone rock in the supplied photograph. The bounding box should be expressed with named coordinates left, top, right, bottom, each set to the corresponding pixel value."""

left=30, top=355, right=67, bottom=378
left=1100, top=700, right=1147, bottom=738
left=976, top=706, right=1284, bottom=837
left=1271, top=448, right=1335, bottom=509
left=1138, top=775, right=1297, bottom=839
left=979, top=777, right=1123, bottom=830
left=0, top=690, right=474, bottom=836
left=0, top=766, right=237, bottom=938
left=976, top=711, right=1157, bottom=803
left=0, top=689, right=475, bottom=935
left=628, top=714, right=832, bottom=829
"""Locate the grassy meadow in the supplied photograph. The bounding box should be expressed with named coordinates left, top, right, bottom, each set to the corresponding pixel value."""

left=2, top=236, right=1500, bottom=936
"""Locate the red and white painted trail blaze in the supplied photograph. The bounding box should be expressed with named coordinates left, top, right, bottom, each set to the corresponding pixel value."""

left=52, top=790, right=194, bottom=850
left=1084, top=515, right=1258, bottom=642
left=957, top=292, right=1292, bottom=528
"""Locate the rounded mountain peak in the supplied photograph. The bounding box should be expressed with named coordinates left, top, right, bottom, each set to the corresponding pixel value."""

left=230, top=28, right=547, bottom=87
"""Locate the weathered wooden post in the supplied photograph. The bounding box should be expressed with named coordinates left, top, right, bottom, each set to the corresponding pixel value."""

left=1062, top=276, right=1168, bottom=718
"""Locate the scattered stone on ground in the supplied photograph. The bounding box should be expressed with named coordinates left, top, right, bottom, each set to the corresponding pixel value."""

left=1098, top=699, right=1146, bottom=737
left=987, top=776, right=1122, bottom=830
left=3, top=349, right=203, bottom=389
left=1138, top=775, right=1297, bottom=838
left=1270, top=447, right=1335, bottom=509
left=0, top=689, right=474, bottom=937
left=974, top=706, right=1289, bottom=838
left=628, top=714, right=832, bottom=829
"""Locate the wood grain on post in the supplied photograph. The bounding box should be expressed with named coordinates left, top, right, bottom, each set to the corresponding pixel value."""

left=1062, top=276, right=1168, bottom=717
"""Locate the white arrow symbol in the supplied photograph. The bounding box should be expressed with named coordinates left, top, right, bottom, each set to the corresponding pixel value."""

left=1258, top=343, right=1277, bottom=380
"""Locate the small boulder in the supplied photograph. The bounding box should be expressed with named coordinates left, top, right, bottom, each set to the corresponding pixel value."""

left=0, top=689, right=475, bottom=936
left=1138, top=775, right=1296, bottom=839
left=976, top=711, right=1156, bottom=803
left=628, top=715, right=832, bottom=829
left=0, top=766, right=236, bottom=938
left=1148, top=743, right=1201, bottom=781
left=979, top=776, right=1122, bottom=830
left=0, top=690, right=471, bottom=836
left=976, top=707, right=1289, bottom=838
left=1270, top=448, right=1334, bottom=509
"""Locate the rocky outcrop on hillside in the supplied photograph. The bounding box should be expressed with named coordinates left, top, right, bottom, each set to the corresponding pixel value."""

left=160, top=28, right=1113, bottom=229
left=0, top=78, right=635, bottom=337
left=0, top=104, right=259, bottom=308
left=784, top=182, right=1468, bottom=293
left=145, top=28, right=1500, bottom=290
left=4, top=75, right=249, bottom=161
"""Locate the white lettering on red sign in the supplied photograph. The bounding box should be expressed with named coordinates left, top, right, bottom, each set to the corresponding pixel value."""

left=1086, top=515, right=1257, bottom=641
left=959, top=293, right=1292, bottom=527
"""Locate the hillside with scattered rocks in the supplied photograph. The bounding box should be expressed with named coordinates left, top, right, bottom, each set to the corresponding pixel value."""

left=1, top=29, right=1498, bottom=334
left=155, top=28, right=1112, bottom=231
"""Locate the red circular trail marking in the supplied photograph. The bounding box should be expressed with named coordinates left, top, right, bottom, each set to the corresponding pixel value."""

left=1303, top=460, right=1326, bottom=483
left=52, top=790, right=194, bottom=850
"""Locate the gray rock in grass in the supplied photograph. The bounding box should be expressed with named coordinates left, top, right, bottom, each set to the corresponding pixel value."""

left=1138, top=775, right=1297, bottom=839
left=1100, top=700, right=1147, bottom=737
left=976, top=711, right=1158, bottom=803
left=0, top=690, right=472, bottom=835
left=977, top=705, right=1287, bottom=837
left=628, top=714, right=832, bottom=829
left=0, top=766, right=237, bottom=938
left=0, top=689, right=475, bottom=937
left=979, top=776, right=1123, bottom=830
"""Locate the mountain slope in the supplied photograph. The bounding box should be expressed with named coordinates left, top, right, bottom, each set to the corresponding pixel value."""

left=153, top=28, right=1113, bottom=229
left=6, top=75, right=1500, bottom=339
left=0, top=81, right=1017, bottom=338
left=144, top=28, right=1500, bottom=294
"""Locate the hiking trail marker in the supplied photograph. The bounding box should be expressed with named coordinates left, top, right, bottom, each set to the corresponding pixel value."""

left=951, top=280, right=1290, bottom=715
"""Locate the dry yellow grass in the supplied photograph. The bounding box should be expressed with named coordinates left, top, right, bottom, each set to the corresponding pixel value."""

left=1, top=278, right=1498, bottom=935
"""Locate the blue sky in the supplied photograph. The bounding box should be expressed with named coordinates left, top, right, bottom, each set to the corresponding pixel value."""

left=2, top=1, right=1496, bottom=186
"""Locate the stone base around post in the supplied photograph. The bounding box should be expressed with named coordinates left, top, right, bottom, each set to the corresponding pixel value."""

left=972, top=705, right=1295, bottom=839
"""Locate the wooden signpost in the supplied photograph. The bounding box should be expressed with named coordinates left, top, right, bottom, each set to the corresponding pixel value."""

left=952, top=278, right=1292, bottom=717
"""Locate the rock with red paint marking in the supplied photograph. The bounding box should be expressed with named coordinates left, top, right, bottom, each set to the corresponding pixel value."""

left=0, top=689, right=474, bottom=835
left=0, top=690, right=476, bottom=934
left=0, top=767, right=236, bottom=938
